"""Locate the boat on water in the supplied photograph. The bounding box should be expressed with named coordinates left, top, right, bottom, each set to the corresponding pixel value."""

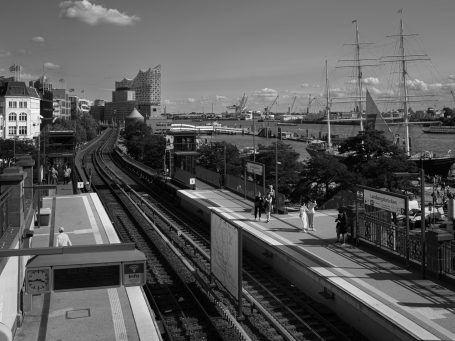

left=307, top=15, right=455, bottom=177
left=422, top=125, right=455, bottom=134
left=374, top=13, right=455, bottom=177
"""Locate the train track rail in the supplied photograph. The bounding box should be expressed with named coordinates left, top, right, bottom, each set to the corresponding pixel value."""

left=77, top=128, right=367, bottom=340
left=79, top=128, right=242, bottom=341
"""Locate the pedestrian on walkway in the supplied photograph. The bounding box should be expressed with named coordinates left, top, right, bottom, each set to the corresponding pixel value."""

left=254, top=192, right=264, bottom=221
left=50, top=166, right=58, bottom=185
left=335, top=207, right=347, bottom=245
left=264, top=193, right=273, bottom=223
left=299, top=202, right=309, bottom=232
left=267, top=184, right=276, bottom=212
left=307, top=199, right=317, bottom=231
left=55, top=227, right=72, bottom=247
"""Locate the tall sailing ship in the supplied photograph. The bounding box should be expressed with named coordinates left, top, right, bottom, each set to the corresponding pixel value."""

left=370, top=10, right=455, bottom=177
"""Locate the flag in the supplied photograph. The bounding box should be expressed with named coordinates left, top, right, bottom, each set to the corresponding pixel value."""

left=352, top=19, right=357, bottom=24
left=59, top=78, right=65, bottom=83
left=69, top=88, right=74, bottom=92
left=9, top=64, right=18, bottom=73
left=397, top=8, right=403, bottom=14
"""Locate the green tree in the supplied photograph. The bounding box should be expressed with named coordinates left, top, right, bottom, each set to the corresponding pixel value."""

left=292, top=153, right=354, bottom=203
left=254, top=141, right=302, bottom=197
left=0, top=139, right=36, bottom=169
left=197, top=142, right=242, bottom=176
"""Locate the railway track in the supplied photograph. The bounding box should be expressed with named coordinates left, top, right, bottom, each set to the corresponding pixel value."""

left=78, top=128, right=367, bottom=340
left=79, top=129, right=241, bottom=341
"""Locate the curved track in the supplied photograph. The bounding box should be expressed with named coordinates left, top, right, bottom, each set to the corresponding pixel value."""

left=77, top=128, right=367, bottom=341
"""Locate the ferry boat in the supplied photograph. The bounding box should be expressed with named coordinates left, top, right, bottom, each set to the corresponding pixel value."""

left=422, top=125, right=455, bottom=134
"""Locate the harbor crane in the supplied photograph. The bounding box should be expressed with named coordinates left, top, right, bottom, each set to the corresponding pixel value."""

left=307, top=94, right=317, bottom=114
left=227, top=93, right=248, bottom=117
left=264, top=95, right=279, bottom=118
left=288, top=96, right=297, bottom=114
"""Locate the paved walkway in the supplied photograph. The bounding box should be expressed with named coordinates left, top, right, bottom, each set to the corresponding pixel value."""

left=180, top=188, right=455, bottom=340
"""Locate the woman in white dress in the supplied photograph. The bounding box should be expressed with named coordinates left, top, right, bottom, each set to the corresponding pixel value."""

left=299, top=202, right=309, bottom=232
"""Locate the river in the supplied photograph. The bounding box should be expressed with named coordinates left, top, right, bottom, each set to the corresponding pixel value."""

left=183, top=119, right=454, bottom=164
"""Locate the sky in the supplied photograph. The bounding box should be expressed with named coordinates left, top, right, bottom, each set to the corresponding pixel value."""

left=1, top=0, right=455, bottom=114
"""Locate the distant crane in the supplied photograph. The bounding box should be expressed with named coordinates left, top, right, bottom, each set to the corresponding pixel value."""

left=264, top=95, right=279, bottom=118
left=288, top=96, right=297, bottom=114
left=306, top=94, right=316, bottom=114
left=227, top=93, right=248, bottom=117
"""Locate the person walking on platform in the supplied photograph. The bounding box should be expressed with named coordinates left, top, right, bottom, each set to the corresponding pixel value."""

left=267, top=184, right=276, bottom=212
left=55, top=227, right=72, bottom=247
left=307, top=199, right=317, bottom=231
left=254, top=192, right=264, bottom=221
left=299, top=202, right=309, bottom=232
left=264, top=193, right=273, bottom=223
left=335, top=207, right=347, bottom=245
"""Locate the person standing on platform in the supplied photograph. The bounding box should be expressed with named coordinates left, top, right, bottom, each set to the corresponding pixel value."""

left=264, top=193, right=273, bottom=223
left=55, top=227, right=72, bottom=247
left=335, top=207, right=347, bottom=245
left=63, top=164, right=72, bottom=185
left=299, top=202, right=309, bottom=232
left=307, top=199, right=317, bottom=231
left=254, top=192, right=264, bottom=221
left=267, top=184, right=276, bottom=212
left=51, top=166, right=58, bottom=185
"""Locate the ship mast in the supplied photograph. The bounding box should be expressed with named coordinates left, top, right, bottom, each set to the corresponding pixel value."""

left=399, top=12, right=410, bottom=156
left=325, top=60, right=332, bottom=148
left=354, top=20, right=364, bottom=132
left=336, top=20, right=375, bottom=131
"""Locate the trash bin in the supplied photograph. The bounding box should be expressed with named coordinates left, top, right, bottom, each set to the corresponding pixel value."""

left=37, top=208, right=51, bottom=227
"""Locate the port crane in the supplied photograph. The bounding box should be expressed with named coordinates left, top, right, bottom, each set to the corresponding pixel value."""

left=227, top=93, right=248, bottom=117
left=288, top=96, right=297, bottom=114
left=263, top=95, right=279, bottom=118
left=306, top=94, right=317, bottom=114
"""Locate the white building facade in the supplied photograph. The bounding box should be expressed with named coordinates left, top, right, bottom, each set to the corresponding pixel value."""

left=0, top=81, right=41, bottom=140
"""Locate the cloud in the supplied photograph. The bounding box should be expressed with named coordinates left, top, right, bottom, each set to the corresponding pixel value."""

left=362, top=77, right=380, bottom=85
left=301, top=83, right=320, bottom=88
left=31, top=36, right=45, bottom=43
left=44, top=62, right=60, bottom=70
left=216, top=95, right=228, bottom=101
left=0, top=50, right=11, bottom=58
left=59, top=0, right=140, bottom=26
left=20, top=72, right=42, bottom=81
left=449, top=75, right=455, bottom=81
left=252, top=88, right=278, bottom=101
left=187, top=98, right=196, bottom=103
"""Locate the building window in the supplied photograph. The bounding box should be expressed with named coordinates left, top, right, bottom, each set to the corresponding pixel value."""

left=9, top=112, right=17, bottom=121
left=19, top=112, right=27, bottom=121
left=8, top=126, right=17, bottom=135
left=19, top=126, right=27, bottom=135
left=23, top=101, right=27, bottom=108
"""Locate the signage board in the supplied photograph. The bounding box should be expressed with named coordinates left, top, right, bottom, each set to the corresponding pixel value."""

left=165, top=135, right=174, bottom=150
left=123, top=262, right=146, bottom=286
left=189, top=178, right=196, bottom=185
left=363, top=189, right=406, bottom=214
left=246, top=161, right=263, bottom=176
left=77, top=182, right=84, bottom=189
left=53, top=264, right=121, bottom=291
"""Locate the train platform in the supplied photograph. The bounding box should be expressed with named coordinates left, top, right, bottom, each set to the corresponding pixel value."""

left=178, top=188, right=455, bottom=341
left=13, top=189, right=161, bottom=341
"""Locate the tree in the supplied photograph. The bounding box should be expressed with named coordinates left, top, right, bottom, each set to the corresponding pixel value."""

left=254, top=141, right=302, bottom=197
left=197, top=142, right=242, bottom=176
left=292, top=153, right=354, bottom=203
left=0, top=139, right=36, bottom=169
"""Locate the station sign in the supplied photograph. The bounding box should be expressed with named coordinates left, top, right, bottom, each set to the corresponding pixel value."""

left=246, top=161, right=264, bottom=176
left=77, top=182, right=84, bottom=189
left=25, top=246, right=147, bottom=294
left=363, top=188, right=406, bottom=214
left=189, top=178, right=196, bottom=185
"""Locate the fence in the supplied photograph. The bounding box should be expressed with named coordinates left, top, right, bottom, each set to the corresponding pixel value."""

left=0, top=187, right=11, bottom=241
